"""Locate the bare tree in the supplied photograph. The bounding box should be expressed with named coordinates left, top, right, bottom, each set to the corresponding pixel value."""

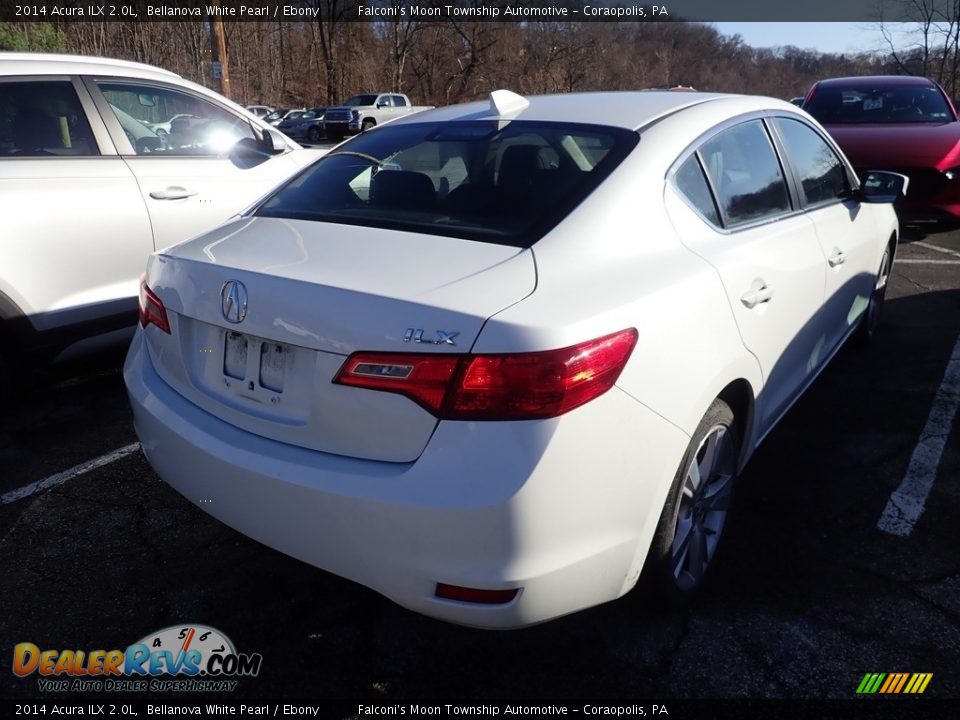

left=382, top=2, right=423, bottom=92
left=50, top=18, right=890, bottom=107
left=876, top=0, right=960, bottom=95
left=313, top=0, right=350, bottom=103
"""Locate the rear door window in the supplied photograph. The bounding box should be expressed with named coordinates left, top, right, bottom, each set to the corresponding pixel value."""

left=774, top=117, right=849, bottom=206
left=0, top=80, right=98, bottom=157
left=674, top=154, right=721, bottom=226
left=699, top=120, right=791, bottom=227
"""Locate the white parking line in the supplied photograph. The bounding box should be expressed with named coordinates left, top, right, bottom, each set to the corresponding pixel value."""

left=896, top=259, right=960, bottom=265
left=1, top=443, right=141, bottom=505
left=914, top=241, right=960, bottom=258
left=877, top=334, right=960, bottom=536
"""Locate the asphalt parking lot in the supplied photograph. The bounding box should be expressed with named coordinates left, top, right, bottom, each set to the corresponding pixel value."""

left=1, top=225, right=959, bottom=708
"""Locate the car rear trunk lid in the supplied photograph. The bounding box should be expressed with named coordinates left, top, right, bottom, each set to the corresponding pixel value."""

left=143, top=216, right=536, bottom=462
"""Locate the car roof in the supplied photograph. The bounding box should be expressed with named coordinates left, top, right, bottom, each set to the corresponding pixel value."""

left=0, top=52, right=180, bottom=81
left=813, top=75, right=937, bottom=89
left=390, top=90, right=794, bottom=131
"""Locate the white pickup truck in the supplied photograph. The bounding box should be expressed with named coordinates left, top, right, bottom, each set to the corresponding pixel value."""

left=322, top=93, right=432, bottom=141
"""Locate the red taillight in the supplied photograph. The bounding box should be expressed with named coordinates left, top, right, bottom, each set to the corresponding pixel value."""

left=138, top=275, right=170, bottom=334
left=435, top=583, right=520, bottom=604
left=448, top=329, right=639, bottom=420
left=333, top=328, right=637, bottom=421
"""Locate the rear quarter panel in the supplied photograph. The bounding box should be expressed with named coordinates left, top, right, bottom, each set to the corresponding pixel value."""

left=475, top=112, right=762, bottom=445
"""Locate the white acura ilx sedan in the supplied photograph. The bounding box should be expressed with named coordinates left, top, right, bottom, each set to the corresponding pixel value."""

left=125, top=90, right=903, bottom=628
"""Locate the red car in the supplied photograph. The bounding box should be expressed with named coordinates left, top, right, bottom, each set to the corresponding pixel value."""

left=803, top=75, right=960, bottom=221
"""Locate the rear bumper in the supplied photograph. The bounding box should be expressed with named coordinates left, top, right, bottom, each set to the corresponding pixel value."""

left=323, top=122, right=356, bottom=136
left=124, top=331, right=688, bottom=628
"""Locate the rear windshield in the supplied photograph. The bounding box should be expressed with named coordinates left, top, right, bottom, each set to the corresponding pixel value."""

left=255, top=120, right=638, bottom=247
left=805, top=84, right=953, bottom=124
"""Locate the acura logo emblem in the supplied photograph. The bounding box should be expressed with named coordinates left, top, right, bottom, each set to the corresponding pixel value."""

left=221, top=280, right=248, bottom=324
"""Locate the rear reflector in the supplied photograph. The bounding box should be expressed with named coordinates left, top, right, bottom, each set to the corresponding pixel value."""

left=335, top=353, right=460, bottom=415
left=138, top=275, right=170, bottom=334
left=435, top=583, right=520, bottom=605
left=334, top=328, right=638, bottom=421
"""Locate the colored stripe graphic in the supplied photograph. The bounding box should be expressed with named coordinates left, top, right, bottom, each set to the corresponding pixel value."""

left=857, top=673, right=932, bottom=694
left=857, top=673, right=886, bottom=694
left=905, top=673, right=934, bottom=694
left=892, top=673, right=909, bottom=694
left=879, top=674, right=896, bottom=693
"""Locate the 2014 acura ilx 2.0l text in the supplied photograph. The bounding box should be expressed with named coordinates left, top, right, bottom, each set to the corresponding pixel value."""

left=125, top=90, right=905, bottom=628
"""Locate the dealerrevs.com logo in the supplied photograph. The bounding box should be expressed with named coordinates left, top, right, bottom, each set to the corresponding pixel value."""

left=13, top=624, right=262, bottom=693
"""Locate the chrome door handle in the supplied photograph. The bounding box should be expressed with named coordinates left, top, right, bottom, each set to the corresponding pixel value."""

left=740, top=285, right=774, bottom=309
left=828, top=249, right=846, bottom=267
left=149, top=187, right=198, bottom=200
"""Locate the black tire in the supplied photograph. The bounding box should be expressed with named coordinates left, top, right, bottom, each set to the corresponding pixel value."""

left=307, top=125, right=321, bottom=143
left=361, top=118, right=376, bottom=132
left=856, top=243, right=892, bottom=345
left=648, top=398, right=739, bottom=605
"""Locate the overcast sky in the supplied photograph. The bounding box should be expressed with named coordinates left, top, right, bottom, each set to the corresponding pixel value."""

left=711, top=22, right=907, bottom=55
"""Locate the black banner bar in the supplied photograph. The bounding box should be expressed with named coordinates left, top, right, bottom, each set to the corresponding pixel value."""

left=0, top=0, right=955, bottom=24
left=0, top=698, right=957, bottom=720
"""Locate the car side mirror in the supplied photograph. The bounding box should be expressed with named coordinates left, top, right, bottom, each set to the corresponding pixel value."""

left=228, top=128, right=284, bottom=169
left=857, top=170, right=910, bottom=203
left=259, top=128, right=286, bottom=155
left=376, top=101, right=387, bottom=108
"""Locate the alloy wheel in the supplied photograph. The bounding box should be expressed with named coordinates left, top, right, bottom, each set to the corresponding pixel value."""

left=670, top=423, right=736, bottom=591
left=865, top=248, right=891, bottom=336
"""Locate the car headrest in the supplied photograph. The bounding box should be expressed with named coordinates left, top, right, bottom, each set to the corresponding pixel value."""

left=498, top=145, right=542, bottom=192
left=370, top=170, right=435, bottom=211
left=13, top=108, right=62, bottom=153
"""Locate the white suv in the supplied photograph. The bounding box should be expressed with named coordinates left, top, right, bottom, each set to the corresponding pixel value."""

left=0, top=53, right=322, bottom=397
